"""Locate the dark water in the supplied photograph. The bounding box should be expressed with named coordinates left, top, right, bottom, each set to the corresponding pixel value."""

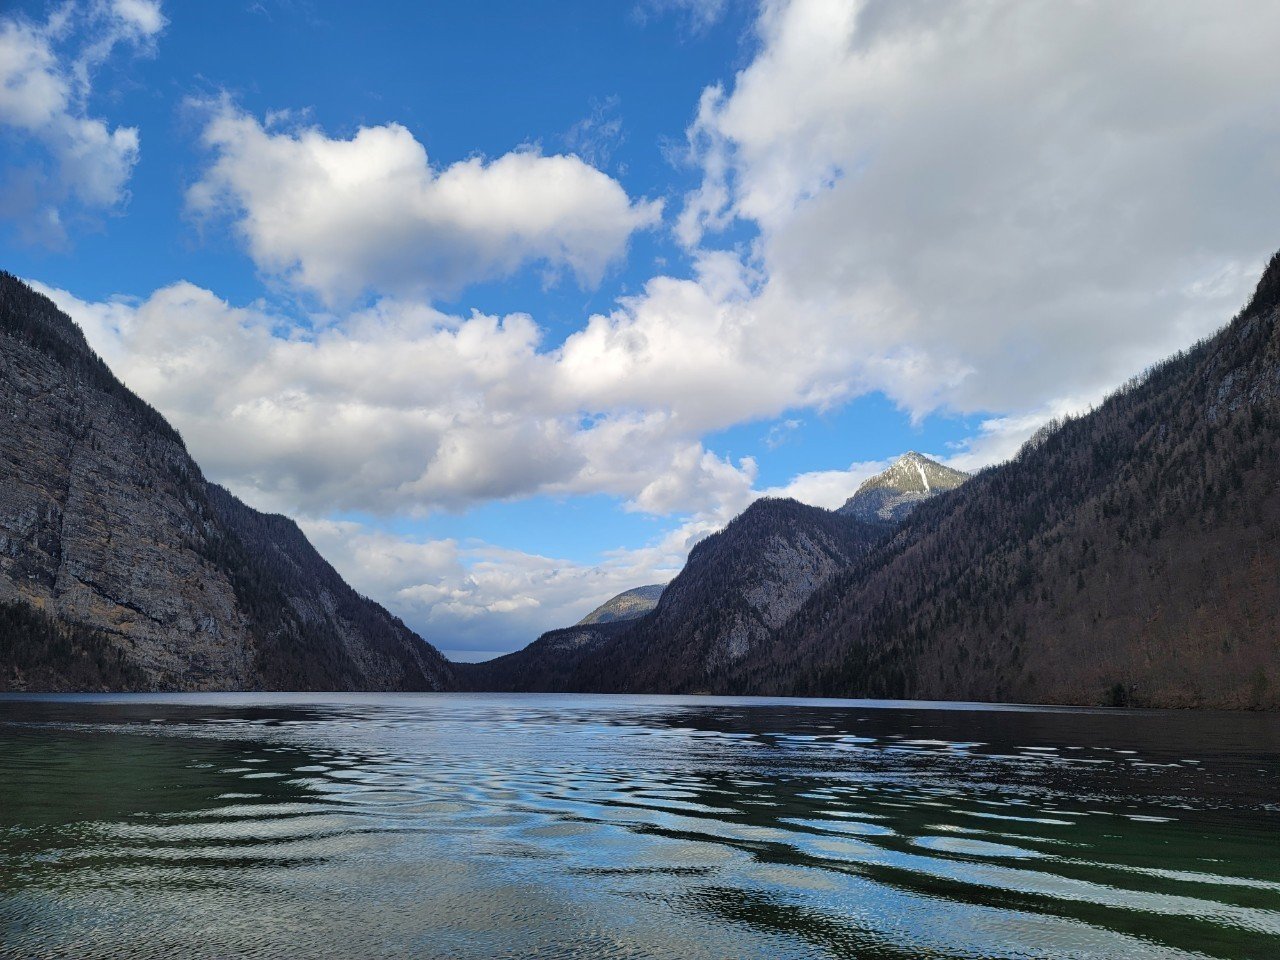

left=0, top=694, right=1277, bottom=959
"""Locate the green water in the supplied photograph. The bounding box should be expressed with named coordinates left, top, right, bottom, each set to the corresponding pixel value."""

left=1, top=693, right=1277, bottom=958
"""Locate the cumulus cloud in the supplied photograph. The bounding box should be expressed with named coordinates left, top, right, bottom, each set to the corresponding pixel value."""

left=33, top=274, right=859, bottom=654
left=299, top=451, right=894, bottom=657
left=68, top=1, right=1275, bottom=523
left=186, top=102, right=663, bottom=304
left=34, top=279, right=759, bottom=519
left=680, top=0, right=1280, bottom=419
left=0, top=1, right=164, bottom=243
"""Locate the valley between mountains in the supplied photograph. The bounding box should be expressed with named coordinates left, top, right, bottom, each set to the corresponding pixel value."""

left=3, top=258, right=1279, bottom=708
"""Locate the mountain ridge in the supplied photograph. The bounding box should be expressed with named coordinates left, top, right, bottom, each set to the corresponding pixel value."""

left=469, top=255, right=1280, bottom=708
left=564, top=498, right=889, bottom=693
left=466, top=454, right=972, bottom=693
left=722, top=260, right=1280, bottom=709
left=0, top=273, right=453, bottom=692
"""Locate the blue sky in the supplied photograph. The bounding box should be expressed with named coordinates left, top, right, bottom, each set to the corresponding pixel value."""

left=4, top=0, right=1279, bottom=659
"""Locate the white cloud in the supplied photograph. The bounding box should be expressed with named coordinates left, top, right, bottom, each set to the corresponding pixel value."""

left=50, top=0, right=1273, bottom=524
left=32, top=275, right=847, bottom=654
left=30, top=270, right=1054, bottom=656
left=0, top=2, right=164, bottom=243
left=761, top=459, right=887, bottom=511
left=300, top=519, right=688, bottom=659
left=680, top=0, right=1280, bottom=419
left=33, top=280, right=759, bottom=519
left=104, top=0, right=165, bottom=38
left=298, top=450, right=893, bottom=656
left=942, top=394, right=1104, bottom=474
left=563, top=95, right=625, bottom=170
left=187, top=102, right=663, bottom=304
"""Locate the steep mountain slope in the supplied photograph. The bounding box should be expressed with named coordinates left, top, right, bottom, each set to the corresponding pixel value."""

left=204, top=486, right=454, bottom=691
left=568, top=498, right=889, bottom=693
left=734, top=255, right=1280, bottom=709
left=465, top=459, right=964, bottom=695
left=577, top=584, right=665, bottom=625
left=839, top=452, right=969, bottom=522
left=0, top=273, right=453, bottom=692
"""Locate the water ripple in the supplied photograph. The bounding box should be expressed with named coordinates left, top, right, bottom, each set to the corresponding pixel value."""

left=1, top=692, right=1277, bottom=959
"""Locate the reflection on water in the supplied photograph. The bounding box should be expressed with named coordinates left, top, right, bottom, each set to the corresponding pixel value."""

left=1, top=694, right=1277, bottom=959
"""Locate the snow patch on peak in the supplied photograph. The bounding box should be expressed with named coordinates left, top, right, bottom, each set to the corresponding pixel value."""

left=914, top=459, right=931, bottom=491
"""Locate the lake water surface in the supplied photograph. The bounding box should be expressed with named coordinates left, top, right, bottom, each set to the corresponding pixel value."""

left=1, top=693, right=1277, bottom=959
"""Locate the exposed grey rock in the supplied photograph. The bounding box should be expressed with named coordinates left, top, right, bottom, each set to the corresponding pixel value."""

left=0, top=272, right=453, bottom=692
left=566, top=498, right=888, bottom=692
left=838, top=452, right=969, bottom=522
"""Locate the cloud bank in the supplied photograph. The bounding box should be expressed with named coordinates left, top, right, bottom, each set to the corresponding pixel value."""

left=679, top=0, right=1280, bottom=419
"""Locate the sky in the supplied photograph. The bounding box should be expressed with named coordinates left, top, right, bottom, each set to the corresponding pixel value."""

left=3, top=0, right=1280, bottom=660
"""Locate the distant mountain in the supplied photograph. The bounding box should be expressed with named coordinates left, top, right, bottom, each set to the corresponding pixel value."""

left=0, top=273, right=453, bottom=692
left=838, top=452, right=969, bottom=522
left=461, top=458, right=968, bottom=696
left=463, top=499, right=887, bottom=694
left=577, top=584, right=665, bottom=625
left=726, top=254, right=1280, bottom=709
left=567, top=498, right=889, bottom=693
left=457, top=584, right=664, bottom=692
left=455, top=619, right=632, bottom=693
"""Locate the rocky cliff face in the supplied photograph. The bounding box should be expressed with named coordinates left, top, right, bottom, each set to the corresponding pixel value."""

left=464, top=500, right=886, bottom=694
left=205, top=486, right=454, bottom=691
left=0, top=273, right=453, bottom=692
left=838, top=452, right=969, bottom=522
left=567, top=499, right=888, bottom=693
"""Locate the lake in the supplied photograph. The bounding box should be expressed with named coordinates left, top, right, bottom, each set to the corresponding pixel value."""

left=1, top=693, right=1277, bottom=959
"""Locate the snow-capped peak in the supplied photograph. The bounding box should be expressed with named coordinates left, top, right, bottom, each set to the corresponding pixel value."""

left=837, top=452, right=969, bottom=523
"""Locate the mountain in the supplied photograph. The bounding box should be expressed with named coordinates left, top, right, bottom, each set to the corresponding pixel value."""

left=838, top=452, right=969, bottom=522
left=464, top=460, right=969, bottom=695
left=462, top=500, right=887, bottom=693
left=455, top=619, right=633, bottom=692
left=13, top=241, right=1280, bottom=708
left=725, top=254, right=1280, bottom=709
left=0, top=273, right=453, bottom=692
left=473, top=254, right=1280, bottom=709
left=577, top=584, right=665, bottom=625
left=567, top=498, right=889, bottom=693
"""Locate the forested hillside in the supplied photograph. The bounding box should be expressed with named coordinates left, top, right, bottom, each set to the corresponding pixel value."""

left=733, top=255, right=1280, bottom=708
